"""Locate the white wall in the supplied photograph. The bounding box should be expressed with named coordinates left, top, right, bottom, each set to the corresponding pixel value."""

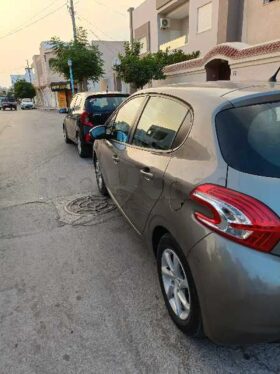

left=186, top=0, right=219, bottom=55
left=133, top=0, right=158, bottom=52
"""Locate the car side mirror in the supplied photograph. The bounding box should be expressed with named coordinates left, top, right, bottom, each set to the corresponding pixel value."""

left=89, top=125, right=107, bottom=140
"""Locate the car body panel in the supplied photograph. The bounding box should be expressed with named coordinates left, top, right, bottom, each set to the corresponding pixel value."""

left=94, top=82, right=280, bottom=344
left=227, top=166, right=280, bottom=217
left=187, top=234, right=280, bottom=344
left=117, top=144, right=171, bottom=233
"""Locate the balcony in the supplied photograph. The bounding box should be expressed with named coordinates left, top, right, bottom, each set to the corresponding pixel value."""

left=160, top=35, right=187, bottom=51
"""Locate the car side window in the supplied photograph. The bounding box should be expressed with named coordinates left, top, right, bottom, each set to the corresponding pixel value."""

left=107, top=96, right=145, bottom=143
left=132, top=96, right=188, bottom=151
left=74, top=96, right=82, bottom=111
left=70, top=96, right=77, bottom=110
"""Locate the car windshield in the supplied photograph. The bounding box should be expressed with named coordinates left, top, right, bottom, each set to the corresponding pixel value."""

left=86, top=95, right=127, bottom=114
left=216, top=101, right=280, bottom=178
left=22, top=99, right=32, bottom=102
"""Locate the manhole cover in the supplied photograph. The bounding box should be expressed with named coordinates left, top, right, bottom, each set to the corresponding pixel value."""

left=65, top=195, right=116, bottom=216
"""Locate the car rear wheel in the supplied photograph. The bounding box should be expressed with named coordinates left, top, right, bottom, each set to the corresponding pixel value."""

left=77, top=132, right=91, bottom=158
left=95, top=157, right=108, bottom=196
left=157, top=234, right=203, bottom=337
left=63, top=124, right=71, bottom=144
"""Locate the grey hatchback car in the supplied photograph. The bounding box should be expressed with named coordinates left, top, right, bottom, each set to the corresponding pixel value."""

left=90, top=82, right=280, bottom=344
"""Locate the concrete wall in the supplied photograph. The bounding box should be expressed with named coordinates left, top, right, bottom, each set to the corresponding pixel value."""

left=133, top=0, right=158, bottom=52
left=242, top=0, right=280, bottom=45
left=90, top=41, right=129, bottom=93
left=185, top=0, right=219, bottom=55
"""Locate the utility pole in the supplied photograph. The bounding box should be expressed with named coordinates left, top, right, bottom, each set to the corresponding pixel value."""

left=68, top=0, right=77, bottom=40
left=127, top=7, right=134, bottom=45
left=68, top=59, right=75, bottom=95
left=26, top=60, right=32, bottom=83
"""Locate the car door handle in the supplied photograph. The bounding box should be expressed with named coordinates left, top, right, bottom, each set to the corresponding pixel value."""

left=112, top=155, right=119, bottom=164
left=140, top=168, right=154, bottom=181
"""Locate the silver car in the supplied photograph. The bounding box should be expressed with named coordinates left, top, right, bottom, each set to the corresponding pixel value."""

left=90, top=82, right=280, bottom=344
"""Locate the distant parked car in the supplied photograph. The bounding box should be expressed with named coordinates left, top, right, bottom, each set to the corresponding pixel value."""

left=63, top=91, right=129, bottom=157
left=90, top=82, right=280, bottom=345
left=1, top=97, right=17, bottom=110
left=21, top=98, right=35, bottom=110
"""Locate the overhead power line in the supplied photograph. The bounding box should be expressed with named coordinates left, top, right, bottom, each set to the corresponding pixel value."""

left=77, top=14, right=114, bottom=41
left=0, top=2, right=67, bottom=41
left=92, top=0, right=126, bottom=17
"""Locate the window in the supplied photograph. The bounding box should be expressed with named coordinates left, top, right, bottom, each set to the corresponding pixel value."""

left=108, top=96, right=145, bottom=143
left=69, top=95, right=77, bottom=109
left=216, top=102, right=280, bottom=178
left=74, top=95, right=82, bottom=110
left=197, top=2, right=212, bottom=33
left=132, top=96, right=188, bottom=150
left=138, top=36, right=148, bottom=54
left=86, top=95, right=128, bottom=114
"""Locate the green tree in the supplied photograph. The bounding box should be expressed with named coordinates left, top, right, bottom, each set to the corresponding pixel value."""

left=50, top=27, right=104, bottom=91
left=14, top=80, right=35, bottom=99
left=114, top=41, right=200, bottom=90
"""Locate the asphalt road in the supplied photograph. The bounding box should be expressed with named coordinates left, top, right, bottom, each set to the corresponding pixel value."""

left=0, top=108, right=280, bottom=374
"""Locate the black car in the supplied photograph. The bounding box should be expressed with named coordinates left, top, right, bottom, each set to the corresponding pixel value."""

left=1, top=97, right=17, bottom=111
left=63, top=92, right=129, bottom=157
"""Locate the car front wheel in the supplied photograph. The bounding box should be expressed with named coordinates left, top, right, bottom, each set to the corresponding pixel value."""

left=94, top=157, right=108, bottom=196
left=157, top=234, right=203, bottom=337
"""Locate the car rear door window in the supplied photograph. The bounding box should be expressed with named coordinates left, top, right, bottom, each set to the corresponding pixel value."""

left=69, top=96, right=77, bottom=110
left=108, top=96, right=146, bottom=143
left=216, top=102, right=280, bottom=177
left=86, top=95, right=128, bottom=114
left=132, top=96, right=188, bottom=150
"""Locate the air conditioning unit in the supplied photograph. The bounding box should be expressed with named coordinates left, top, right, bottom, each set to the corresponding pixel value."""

left=160, top=18, right=170, bottom=29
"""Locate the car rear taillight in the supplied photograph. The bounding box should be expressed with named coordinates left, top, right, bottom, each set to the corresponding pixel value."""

left=81, top=111, right=93, bottom=127
left=190, top=184, right=280, bottom=252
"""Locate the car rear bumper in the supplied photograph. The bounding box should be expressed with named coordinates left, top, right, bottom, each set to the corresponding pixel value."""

left=187, top=234, right=280, bottom=344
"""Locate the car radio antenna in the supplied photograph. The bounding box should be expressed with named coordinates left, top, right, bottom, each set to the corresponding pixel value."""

left=269, top=66, right=280, bottom=82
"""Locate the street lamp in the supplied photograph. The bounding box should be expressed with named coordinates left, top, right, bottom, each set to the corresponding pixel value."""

left=67, top=58, right=75, bottom=95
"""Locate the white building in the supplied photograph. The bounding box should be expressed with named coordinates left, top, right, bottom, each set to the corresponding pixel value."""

left=133, top=0, right=280, bottom=84
left=33, top=40, right=128, bottom=109
left=88, top=41, right=129, bottom=93
left=10, top=69, right=34, bottom=86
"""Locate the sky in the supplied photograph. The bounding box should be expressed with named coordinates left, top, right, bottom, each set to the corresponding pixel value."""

left=0, top=0, right=144, bottom=87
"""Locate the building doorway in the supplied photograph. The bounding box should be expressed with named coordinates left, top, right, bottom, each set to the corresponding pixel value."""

left=205, top=59, right=231, bottom=81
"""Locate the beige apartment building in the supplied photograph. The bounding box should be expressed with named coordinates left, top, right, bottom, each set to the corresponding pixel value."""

left=133, top=0, right=280, bottom=84
left=33, top=42, right=71, bottom=109
left=33, top=41, right=128, bottom=109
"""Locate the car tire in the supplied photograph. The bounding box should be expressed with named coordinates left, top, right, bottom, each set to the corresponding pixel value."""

left=157, top=234, right=203, bottom=337
left=63, top=124, right=71, bottom=144
left=77, top=131, right=91, bottom=158
left=94, top=156, right=108, bottom=196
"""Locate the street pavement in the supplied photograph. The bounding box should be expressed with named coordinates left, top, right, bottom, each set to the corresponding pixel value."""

left=0, top=108, right=280, bottom=374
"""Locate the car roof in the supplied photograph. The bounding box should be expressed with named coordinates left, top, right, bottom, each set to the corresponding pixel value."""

left=139, top=81, right=280, bottom=109
left=76, top=91, right=129, bottom=98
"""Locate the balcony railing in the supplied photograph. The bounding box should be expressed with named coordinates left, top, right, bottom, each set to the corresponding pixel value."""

left=160, top=35, right=187, bottom=51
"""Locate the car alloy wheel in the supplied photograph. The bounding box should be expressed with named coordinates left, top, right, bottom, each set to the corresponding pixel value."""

left=161, top=248, right=191, bottom=320
left=157, top=234, right=203, bottom=337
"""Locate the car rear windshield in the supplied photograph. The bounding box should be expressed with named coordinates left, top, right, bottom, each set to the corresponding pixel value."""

left=85, top=95, right=128, bottom=114
left=216, top=102, right=280, bottom=178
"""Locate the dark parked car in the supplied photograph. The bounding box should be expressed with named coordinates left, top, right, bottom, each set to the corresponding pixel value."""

left=1, top=97, right=17, bottom=110
left=90, top=82, right=280, bottom=344
left=63, top=92, right=129, bottom=157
